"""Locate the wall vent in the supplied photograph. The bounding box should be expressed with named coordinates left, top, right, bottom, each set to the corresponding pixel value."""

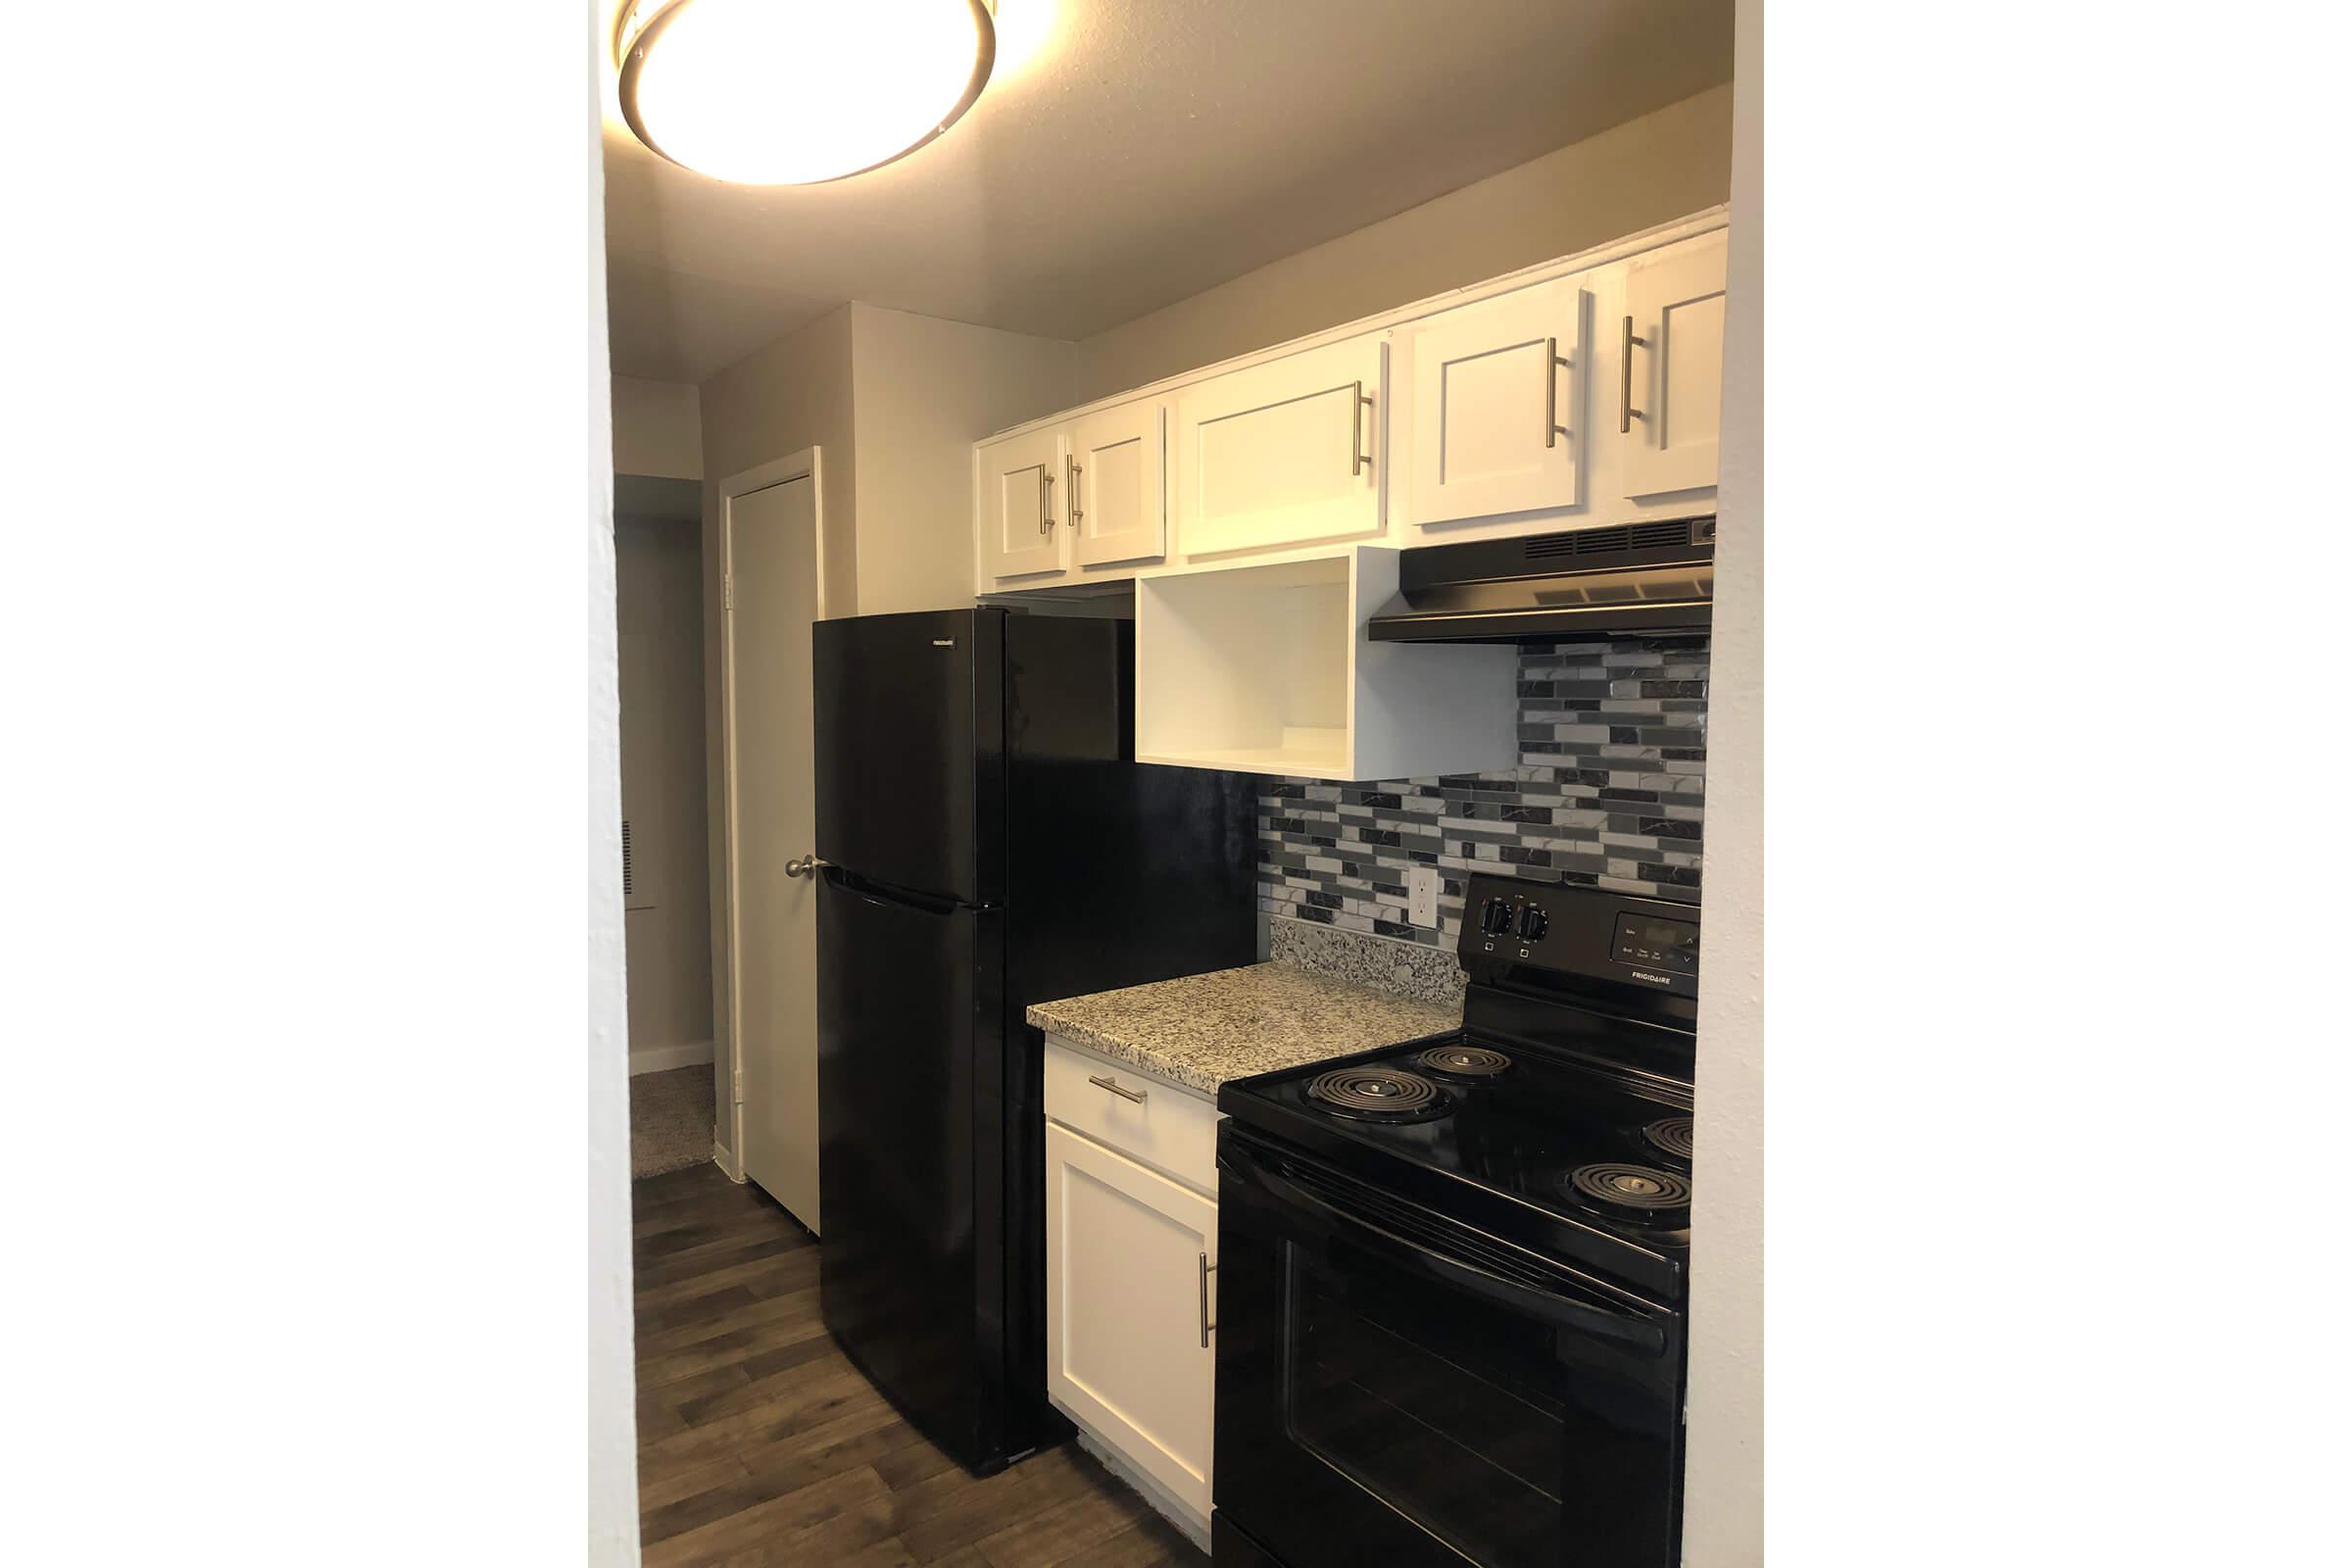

left=621, top=819, right=634, bottom=900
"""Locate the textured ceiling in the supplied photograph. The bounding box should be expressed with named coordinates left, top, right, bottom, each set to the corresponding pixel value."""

left=603, top=0, right=1734, bottom=382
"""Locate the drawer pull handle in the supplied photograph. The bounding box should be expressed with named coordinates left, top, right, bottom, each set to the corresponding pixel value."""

left=1088, top=1074, right=1147, bottom=1104
left=1198, top=1253, right=1217, bottom=1348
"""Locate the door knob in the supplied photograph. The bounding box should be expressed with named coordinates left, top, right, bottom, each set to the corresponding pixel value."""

left=784, top=854, right=830, bottom=879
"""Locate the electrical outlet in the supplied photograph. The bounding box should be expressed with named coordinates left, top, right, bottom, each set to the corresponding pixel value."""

left=1407, top=865, right=1440, bottom=928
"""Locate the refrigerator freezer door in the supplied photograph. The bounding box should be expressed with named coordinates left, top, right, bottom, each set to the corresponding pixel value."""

left=812, top=609, right=1004, bottom=907
left=815, top=870, right=1015, bottom=1474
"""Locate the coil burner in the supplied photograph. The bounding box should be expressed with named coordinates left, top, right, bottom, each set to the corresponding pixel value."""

left=1564, top=1162, right=1692, bottom=1219
left=1640, top=1116, right=1695, bottom=1162
left=1306, top=1067, right=1451, bottom=1123
left=1414, top=1044, right=1513, bottom=1080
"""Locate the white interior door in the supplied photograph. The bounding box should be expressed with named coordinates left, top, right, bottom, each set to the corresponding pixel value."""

left=1068, top=400, right=1167, bottom=567
left=1620, top=231, right=1728, bottom=498
left=1406, top=279, right=1588, bottom=526
left=723, top=473, right=821, bottom=1231
left=1045, top=1121, right=1216, bottom=1519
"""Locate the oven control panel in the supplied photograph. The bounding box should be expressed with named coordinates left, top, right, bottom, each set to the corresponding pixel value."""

left=1458, top=871, right=1698, bottom=998
left=1613, top=913, right=1698, bottom=976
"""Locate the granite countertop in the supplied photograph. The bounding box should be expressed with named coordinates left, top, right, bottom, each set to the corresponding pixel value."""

left=1027, top=961, right=1462, bottom=1096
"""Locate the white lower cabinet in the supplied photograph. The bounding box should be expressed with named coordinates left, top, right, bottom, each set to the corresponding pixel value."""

left=1044, top=1103, right=1218, bottom=1540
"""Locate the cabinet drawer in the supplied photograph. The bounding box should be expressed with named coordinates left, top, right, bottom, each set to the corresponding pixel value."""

left=1044, top=1036, right=1220, bottom=1195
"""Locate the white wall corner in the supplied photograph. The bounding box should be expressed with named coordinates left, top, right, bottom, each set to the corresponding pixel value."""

left=1680, top=3, right=1762, bottom=1565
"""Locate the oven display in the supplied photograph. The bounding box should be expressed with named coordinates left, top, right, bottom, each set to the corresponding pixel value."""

left=1612, top=914, right=1698, bottom=975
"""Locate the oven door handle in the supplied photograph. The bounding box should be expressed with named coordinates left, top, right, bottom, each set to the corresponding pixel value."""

left=1222, top=1146, right=1672, bottom=1357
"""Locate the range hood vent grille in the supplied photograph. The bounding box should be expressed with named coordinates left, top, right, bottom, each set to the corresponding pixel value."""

left=1369, top=515, right=1717, bottom=645
left=1523, top=518, right=1704, bottom=562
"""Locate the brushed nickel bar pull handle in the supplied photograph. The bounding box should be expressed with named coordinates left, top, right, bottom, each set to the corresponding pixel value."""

left=1068, top=456, right=1083, bottom=524
left=1621, top=315, right=1646, bottom=434
left=1350, top=380, right=1373, bottom=476
left=1038, top=467, right=1054, bottom=533
left=1544, top=334, right=1560, bottom=449
left=1198, top=1253, right=1217, bottom=1348
left=1087, top=1073, right=1146, bottom=1103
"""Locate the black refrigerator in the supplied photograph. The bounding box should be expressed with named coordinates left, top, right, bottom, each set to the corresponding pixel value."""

left=811, top=608, right=1254, bottom=1477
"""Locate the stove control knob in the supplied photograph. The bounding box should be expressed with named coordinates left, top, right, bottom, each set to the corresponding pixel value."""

left=1479, top=898, right=1513, bottom=936
left=1517, top=904, right=1549, bottom=941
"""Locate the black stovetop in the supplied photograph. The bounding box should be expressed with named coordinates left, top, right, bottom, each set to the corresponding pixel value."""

left=1219, top=871, right=1703, bottom=1302
left=1221, top=1021, right=1694, bottom=1297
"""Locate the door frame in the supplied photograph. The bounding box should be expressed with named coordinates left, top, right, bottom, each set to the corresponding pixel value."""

left=711, top=447, right=827, bottom=1182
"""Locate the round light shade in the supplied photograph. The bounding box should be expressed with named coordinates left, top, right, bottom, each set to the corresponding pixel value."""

left=615, top=0, right=996, bottom=185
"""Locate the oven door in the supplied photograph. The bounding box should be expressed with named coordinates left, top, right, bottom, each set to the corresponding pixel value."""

left=1214, top=1126, right=1686, bottom=1568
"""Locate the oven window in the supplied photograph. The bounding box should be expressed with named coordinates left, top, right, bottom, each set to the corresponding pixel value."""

left=1284, top=1246, right=1566, bottom=1568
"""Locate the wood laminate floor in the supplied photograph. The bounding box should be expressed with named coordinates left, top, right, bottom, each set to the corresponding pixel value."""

left=633, top=1161, right=1210, bottom=1568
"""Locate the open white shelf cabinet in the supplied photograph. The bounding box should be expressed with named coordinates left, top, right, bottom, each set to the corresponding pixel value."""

left=1135, top=547, right=1517, bottom=782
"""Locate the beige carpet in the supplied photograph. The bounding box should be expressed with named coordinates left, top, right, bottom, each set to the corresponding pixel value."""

left=630, top=1065, right=715, bottom=1180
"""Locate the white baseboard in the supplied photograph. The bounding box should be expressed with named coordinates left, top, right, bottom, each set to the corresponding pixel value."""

left=712, top=1137, right=745, bottom=1184
left=629, top=1039, right=715, bottom=1076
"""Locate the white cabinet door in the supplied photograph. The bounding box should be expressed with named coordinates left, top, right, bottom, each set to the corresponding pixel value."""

left=1045, top=1120, right=1216, bottom=1520
left=1619, top=230, right=1728, bottom=498
left=1173, top=334, right=1386, bottom=559
left=978, top=426, right=1067, bottom=581
left=1407, top=279, right=1588, bottom=526
left=1068, top=400, right=1167, bottom=568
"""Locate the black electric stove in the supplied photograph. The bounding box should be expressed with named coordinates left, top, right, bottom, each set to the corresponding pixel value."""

left=1213, top=872, right=1700, bottom=1568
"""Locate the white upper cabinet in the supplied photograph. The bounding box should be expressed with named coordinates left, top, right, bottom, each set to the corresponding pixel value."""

left=978, top=425, right=1067, bottom=581
left=1619, top=229, right=1728, bottom=499
left=1406, top=278, right=1589, bottom=527
left=1173, top=335, right=1386, bottom=559
left=1135, top=546, right=1516, bottom=781
left=972, top=215, right=1729, bottom=591
left=1067, top=399, right=1168, bottom=568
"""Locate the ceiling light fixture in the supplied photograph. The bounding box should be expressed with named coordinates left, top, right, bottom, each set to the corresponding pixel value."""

left=613, top=0, right=997, bottom=185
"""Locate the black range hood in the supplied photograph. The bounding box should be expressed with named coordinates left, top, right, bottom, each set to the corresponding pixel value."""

left=1368, top=514, right=1715, bottom=644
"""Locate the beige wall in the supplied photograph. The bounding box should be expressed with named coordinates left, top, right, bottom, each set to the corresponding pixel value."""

left=699, top=306, right=859, bottom=614
left=612, top=373, right=703, bottom=480
left=1069, top=84, right=1734, bottom=402
left=1683, top=11, right=1760, bottom=1564
left=614, top=484, right=714, bottom=1068
left=849, top=303, right=1078, bottom=615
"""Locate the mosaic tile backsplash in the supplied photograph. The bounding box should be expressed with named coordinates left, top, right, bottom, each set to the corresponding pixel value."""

left=1255, top=635, right=1709, bottom=948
